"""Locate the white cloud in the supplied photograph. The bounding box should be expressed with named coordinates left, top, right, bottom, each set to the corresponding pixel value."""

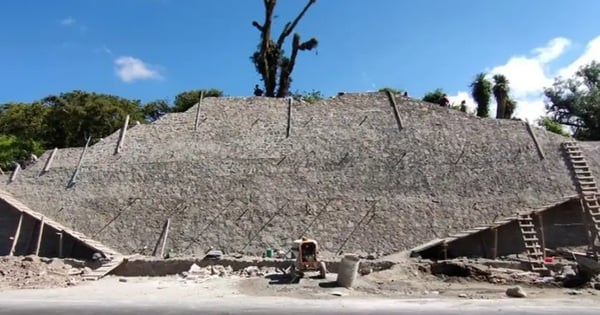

left=60, top=17, right=76, bottom=26
left=558, top=36, right=600, bottom=78
left=448, top=35, right=600, bottom=123
left=114, top=56, right=163, bottom=83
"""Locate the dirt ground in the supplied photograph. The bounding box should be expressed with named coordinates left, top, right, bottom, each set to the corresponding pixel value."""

left=0, top=256, right=86, bottom=291
left=2, top=255, right=600, bottom=301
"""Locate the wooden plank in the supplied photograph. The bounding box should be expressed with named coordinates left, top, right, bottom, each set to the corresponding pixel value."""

left=41, top=148, right=58, bottom=174
left=114, top=115, right=130, bottom=154
left=35, top=216, right=45, bottom=256
left=385, top=90, right=404, bottom=131
left=9, top=164, right=21, bottom=183
left=194, top=91, right=204, bottom=131
left=525, top=123, right=545, bottom=160
left=160, top=218, right=171, bottom=258
left=537, top=213, right=546, bottom=259
left=68, top=135, right=91, bottom=187
left=9, top=213, right=24, bottom=256
left=57, top=232, right=64, bottom=258
left=286, top=97, right=292, bottom=138
left=492, top=228, right=498, bottom=259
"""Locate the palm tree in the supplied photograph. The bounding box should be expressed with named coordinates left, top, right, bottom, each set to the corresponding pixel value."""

left=470, top=73, right=492, bottom=118
left=504, top=98, right=517, bottom=119
left=492, top=74, right=510, bottom=119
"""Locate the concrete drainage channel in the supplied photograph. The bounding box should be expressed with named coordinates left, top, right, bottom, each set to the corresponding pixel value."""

left=109, top=257, right=396, bottom=277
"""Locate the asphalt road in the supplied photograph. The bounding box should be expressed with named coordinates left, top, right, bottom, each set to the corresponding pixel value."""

left=2, top=298, right=600, bottom=315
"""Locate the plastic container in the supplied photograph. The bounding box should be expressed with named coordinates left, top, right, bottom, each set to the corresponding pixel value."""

left=265, top=248, right=273, bottom=258
left=336, top=254, right=360, bottom=288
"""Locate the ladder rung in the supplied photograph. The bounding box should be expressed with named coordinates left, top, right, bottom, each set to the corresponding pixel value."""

left=523, top=237, right=538, bottom=242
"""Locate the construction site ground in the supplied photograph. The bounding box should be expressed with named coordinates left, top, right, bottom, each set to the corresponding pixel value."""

left=2, top=255, right=600, bottom=302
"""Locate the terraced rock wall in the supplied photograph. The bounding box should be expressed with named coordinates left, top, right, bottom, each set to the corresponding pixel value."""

left=2, top=93, right=593, bottom=257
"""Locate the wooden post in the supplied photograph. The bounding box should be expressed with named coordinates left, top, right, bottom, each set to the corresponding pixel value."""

left=9, top=164, right=21, bottom=183
left=492, top=227, right=498, bottom=259
left=194, top=91, right=204, bottom=131
left=286, top=97, right=292, bottom=138
left=9, top=213, right=24, bottom=256
left=160, top=219, right=171, bottom=258
left=41, top=148, right=58, bottom=174
left=56, top=232, right=64, bottom=258
left=114, top=115, right=130, bottom=154
left=35, top=216, right=45, bottom=256
left=442, top=241, right=448, bottom=260
left=525, top=122, right=545, bottom=160
left=537, top=213, right=546, bottom=259
left=580, top=198, right=594, bottom=250
left=68, top=136, right=91, bottom=187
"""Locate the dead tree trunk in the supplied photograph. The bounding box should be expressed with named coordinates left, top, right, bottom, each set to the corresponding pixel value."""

left=252, top=0, right=318, bottom=98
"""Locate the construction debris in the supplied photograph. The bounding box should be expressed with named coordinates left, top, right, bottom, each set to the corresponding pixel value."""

left=179, top=263, right=278, bottom=282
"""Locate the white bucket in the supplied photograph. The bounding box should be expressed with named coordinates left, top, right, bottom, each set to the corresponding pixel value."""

left=336, top=254, right=360, bottom=288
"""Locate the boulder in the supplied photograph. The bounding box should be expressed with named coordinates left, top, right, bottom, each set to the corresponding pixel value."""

left=506, top=286, right=527, bottom=298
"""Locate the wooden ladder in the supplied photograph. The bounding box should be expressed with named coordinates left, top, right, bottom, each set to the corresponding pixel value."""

left=517, top=213, right=548, bottom=272
left=562, top=141, right=600, bottom=246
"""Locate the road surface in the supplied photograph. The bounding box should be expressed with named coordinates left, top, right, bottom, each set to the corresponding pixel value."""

left=1, top=297, right=600, bottom=315
left=1, top=277, right=599, bottom=314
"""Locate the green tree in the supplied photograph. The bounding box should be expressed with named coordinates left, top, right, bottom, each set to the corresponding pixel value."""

left=143, top=99, right=171, bottom=122
left=172, top=89, right=223, bottom=112
left=545, top=61, right=600, bottom=140
left=504, top=98, right=517, bottom=119
left=290, top=89, right=323, bottom=103
left=251, top=0, right=318, bottom=98
left=0, top=134, right=44, bottom=171
left=492, top=74, right=511, bottom=119
left=0, top=102, right=49, bottom=141
left=470, top=73, right=492, bottom=118
left=538, top=116, right=570, bottom=137
left=41, top=90, right=146, bottom=148
left=422, top=88, right=446, bottom=105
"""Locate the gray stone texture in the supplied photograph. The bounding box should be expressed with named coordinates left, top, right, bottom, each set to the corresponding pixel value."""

left=2, top=92, right=599, bottom=257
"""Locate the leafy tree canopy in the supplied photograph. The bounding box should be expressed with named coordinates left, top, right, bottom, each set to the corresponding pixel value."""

left=545, top=61, right=600, bottom=140
left=172, top=88, right=223, bottom=112
left=422, top=88, right=446, bottom=105
left=0, top=134, right=44, bottom=171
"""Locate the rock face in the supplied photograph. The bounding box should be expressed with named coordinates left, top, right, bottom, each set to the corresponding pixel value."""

left=1, top=92, right=597, bottom=256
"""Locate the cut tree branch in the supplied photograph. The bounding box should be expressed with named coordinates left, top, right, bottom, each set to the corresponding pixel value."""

left=276, top=0, right=316, bottom=47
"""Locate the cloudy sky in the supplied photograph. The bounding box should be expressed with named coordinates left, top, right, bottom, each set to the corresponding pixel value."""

left=1, top=0, right=599, bottom=124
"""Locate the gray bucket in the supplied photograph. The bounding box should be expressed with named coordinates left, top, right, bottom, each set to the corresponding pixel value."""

left=336, top=254, right=360, bottom=288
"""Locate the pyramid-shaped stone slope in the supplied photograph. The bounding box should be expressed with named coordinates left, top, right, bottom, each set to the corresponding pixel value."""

left=3, top=92, right=600, bottom=256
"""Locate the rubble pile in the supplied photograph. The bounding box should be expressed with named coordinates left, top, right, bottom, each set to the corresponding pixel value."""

left=179, top=263, right=278, bottom=281
left=429, top=258, right=600, bottom=290
left=0, top=256, right=85, bottom=290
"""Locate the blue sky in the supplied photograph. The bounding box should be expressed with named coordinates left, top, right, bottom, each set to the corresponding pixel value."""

left=1, top=0, right=599, bottom=122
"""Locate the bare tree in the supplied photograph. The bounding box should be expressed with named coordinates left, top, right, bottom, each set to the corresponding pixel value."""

left=251, top=0, right=318, bottom=98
